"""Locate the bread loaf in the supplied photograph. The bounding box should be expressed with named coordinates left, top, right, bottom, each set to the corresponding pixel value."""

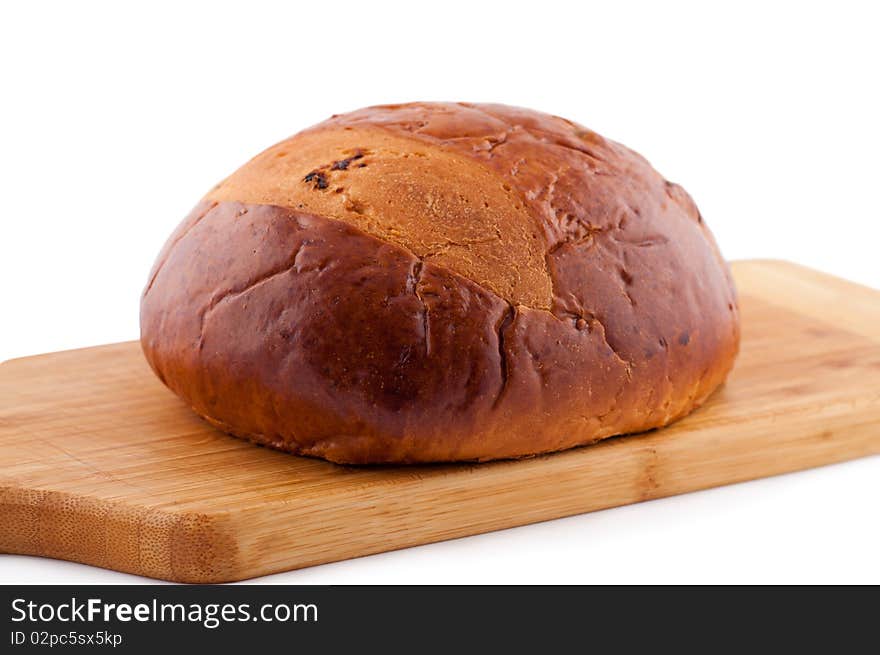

left=140, top=102, right=740, bottom=464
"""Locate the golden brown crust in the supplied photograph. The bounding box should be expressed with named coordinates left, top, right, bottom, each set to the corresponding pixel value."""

left=207, top=124, right=551, bottom=308
left=141, top=102, right=740, bottom=464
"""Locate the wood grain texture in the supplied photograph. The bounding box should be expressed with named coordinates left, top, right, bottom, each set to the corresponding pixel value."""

left=1, top=260, right=879, bottom=582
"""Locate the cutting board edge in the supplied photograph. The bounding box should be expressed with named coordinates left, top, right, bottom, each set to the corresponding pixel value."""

left=730, top=259, right=880, bottom=339
left=1, top=340, right=138, bottom=370
left=6, top=393, right=869, bottom=584
left=217, top=400, right=880, bottom=581
left=0, top=484, right=241, bottom=583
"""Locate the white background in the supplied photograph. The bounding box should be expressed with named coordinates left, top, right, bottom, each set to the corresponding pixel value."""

left=1, top=1, right=878, bottom=583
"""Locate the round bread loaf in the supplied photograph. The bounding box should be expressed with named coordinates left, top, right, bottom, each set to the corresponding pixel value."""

left=141, top=102, right=740, bottom=464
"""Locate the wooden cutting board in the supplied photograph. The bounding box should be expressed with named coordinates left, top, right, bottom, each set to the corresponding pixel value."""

left=2, top=260, right=879, bottom=582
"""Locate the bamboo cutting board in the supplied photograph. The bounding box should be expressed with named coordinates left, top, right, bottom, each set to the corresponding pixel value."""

left=1, top=260, right=879, bottom=582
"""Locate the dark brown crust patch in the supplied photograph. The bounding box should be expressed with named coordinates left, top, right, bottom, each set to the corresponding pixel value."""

left=331, top=151, right=364, bottom=170
left=303, top=171, right=328, bottom=189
